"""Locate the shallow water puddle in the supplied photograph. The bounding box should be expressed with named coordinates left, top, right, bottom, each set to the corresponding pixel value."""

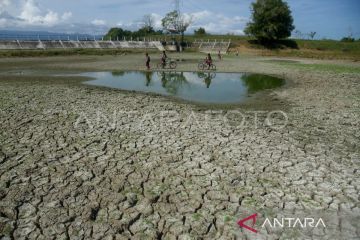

left=82, top=71, right=285, bottom=104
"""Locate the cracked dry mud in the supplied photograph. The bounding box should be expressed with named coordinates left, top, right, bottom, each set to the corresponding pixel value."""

left=0, top=54, right=359, bottom=239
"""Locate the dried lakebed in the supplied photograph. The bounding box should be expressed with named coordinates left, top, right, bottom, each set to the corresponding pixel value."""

left=0, top=54, right=359, bottom=239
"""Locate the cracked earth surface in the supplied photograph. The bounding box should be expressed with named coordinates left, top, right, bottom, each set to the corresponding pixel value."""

left=0, top=54, right=359, bottom=239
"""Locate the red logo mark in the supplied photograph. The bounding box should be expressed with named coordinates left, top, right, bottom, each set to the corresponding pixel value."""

left=237, top=213, right=258, bottom=233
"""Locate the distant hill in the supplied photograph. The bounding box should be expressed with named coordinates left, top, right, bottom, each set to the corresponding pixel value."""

left=0, top=30, right=103, bottom=41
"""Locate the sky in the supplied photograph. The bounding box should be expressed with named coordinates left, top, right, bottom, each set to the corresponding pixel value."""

left=0, top=0, right=359, bottom=39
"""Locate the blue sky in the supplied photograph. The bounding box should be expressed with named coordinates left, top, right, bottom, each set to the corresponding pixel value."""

left=0, top=0, right=359, bottom=39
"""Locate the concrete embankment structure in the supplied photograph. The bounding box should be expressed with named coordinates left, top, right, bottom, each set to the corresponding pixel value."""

left=0, top=40, right=161, bottom=50
left=194, top=40, right=231, bottom=54
left=0, top=39, right=231, bottom=53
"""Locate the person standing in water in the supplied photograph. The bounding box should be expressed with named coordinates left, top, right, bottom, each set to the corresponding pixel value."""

left=145, top=53, right=151, bottom=70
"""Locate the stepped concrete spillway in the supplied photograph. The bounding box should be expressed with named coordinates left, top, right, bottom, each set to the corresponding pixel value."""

left=0, top=40, right=162, bottom=50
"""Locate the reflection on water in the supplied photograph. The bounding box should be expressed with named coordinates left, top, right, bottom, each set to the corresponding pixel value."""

left=158, top=72, right=189, bottom=95
left=241, top=74, right=285, bottom=93
left=197, top=72, right=217, bottom=88
left=82, top=71, right=285, bottom=104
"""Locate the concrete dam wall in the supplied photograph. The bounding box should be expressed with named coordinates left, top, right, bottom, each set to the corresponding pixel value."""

left=0, top=40, right=161, bottom=50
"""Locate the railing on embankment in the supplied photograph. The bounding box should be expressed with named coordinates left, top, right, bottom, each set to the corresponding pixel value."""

left=0, top=40, right=163, bottom=50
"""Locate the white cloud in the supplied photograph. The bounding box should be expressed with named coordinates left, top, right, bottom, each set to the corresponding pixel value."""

left=42, top=11, right=60, bottom=25
left=0, top=10, right=21, bottom=28
left=188, top=10, right=248, bottom=35
left=0, top=0, right=72, bottom=27
left=0, top=0, right=10, bottom=9
left=92, top=19, right=106, bottom=26
left=117, top=21, right=141, bottom=30
left=20, top=0, right=42, bottom=24
left=149, top=13, right=162, bottom=29
left=191, top=10, right=212, bottom=21
left=116, top=13, right=162, bottom=31
left=0, top=18, right=7, bottom=27
left=61, top=12, right=72, bottom=21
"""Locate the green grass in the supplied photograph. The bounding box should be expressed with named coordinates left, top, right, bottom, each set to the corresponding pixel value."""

left=192, top=213, right=202, bottom=221
left=295, top=39, right=360, bottom=52
left=179, top=35, right=360, bottom=60
left=155, top=34, right=360, bottom=52
left=224, top=215, right=235, bottom=223
left=267, top=40, right=360, bottom=60
left=242, top=197, right=258, bottom=207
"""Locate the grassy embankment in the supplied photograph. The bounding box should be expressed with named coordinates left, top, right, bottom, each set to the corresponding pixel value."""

left=182, top=35, right=360, bottom=60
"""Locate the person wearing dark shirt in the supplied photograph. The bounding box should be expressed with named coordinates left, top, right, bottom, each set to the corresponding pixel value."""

left=206, top=53, right=212, bottom=70
left=145, top=53, right=151, bottom=70
left=161, top=51, right=168, bottom=67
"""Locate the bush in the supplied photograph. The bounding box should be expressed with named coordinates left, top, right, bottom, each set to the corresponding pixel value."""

left=103, top=27, right=162, bottom=40
left=341, top=37, right=355, bottom=42
left=194, top=27, right=207, bottom=36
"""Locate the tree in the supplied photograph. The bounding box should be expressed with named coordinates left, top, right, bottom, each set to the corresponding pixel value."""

left=103, top=28, right=132, bottom=40
left=309, top=31, right=316, bottom=40
left=103, top=26, right=162, bottom=41
left=194, top=27, right=206, bottom=36
left=137, top=26, right=155, bottom=36
left=142, top=14, right=155, bottom=33
left=245, top=0, right=295, bottom=41
left=162, top=11, right=192, bottom=44
left=294, top=30, right=303, bottom=39
left=341, top=37, right=355, bottom=42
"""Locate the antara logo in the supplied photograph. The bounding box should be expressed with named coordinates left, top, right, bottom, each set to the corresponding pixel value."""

left=237, top=213, right=258, bottom=233
left=237, top=214, right=326, bottom=233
